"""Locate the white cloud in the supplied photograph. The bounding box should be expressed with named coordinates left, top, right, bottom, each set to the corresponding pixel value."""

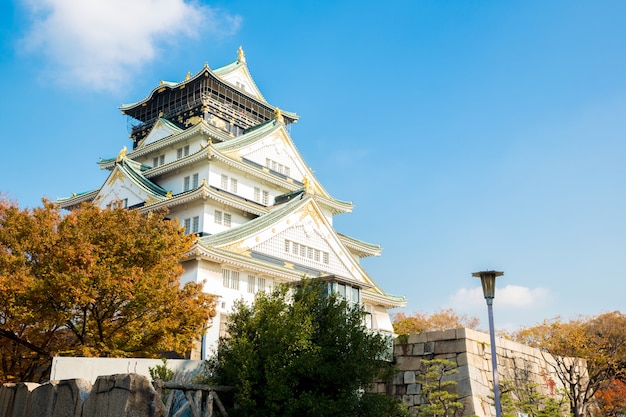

left=449, top=284, right=550, bottom=311
left=19, top=0, right=242, bottom=91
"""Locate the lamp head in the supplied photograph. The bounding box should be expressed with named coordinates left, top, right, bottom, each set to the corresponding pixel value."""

left=472, top=270, right=504, bottom=301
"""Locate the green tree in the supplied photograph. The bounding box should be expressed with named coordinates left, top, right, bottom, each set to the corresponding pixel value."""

left=500, top=379, right=569, bottom=417
left=0, top=198, right=216, bottom=383
left=207, top=278, right=407, bottom=417
left=415, top=358, right=463, bottom=417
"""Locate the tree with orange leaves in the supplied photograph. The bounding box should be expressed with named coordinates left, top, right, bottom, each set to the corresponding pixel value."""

left=392, top=308, right=480, bottom=335
left=595, top=377, right=626, bottom=417
left=512, top=311, right=626, bottom=417
left=0, top=198, right=216, bottom=383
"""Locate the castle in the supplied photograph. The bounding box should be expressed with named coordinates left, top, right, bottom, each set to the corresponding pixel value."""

left=58, top=47, right=406, bottom=357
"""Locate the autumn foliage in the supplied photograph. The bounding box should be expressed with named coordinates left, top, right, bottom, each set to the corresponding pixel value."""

left=0, top=198, right=216, bottom=383
left=512, top=311, right=626, bottom=417
left=392, top=308, right=480, bottom=335
left=595, top=378, right=626, bottom=417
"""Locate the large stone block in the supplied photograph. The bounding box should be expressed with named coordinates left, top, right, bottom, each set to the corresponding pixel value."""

left=401, top=394, right=415, bottom=407
left=411, top=343, right=425, bottom=356
left=425, top=328, right=457, bottom=342
left=407, top=333, right=428, bottom=344
left=28, top=381, right=59, bottom=417
left=406, top=384, right=420, bottom=395
left=395, top=355, right=422, bottom=371
left=403, top=371, right=415, bottom=384
left=433, top=339, right=465, bottom=355
left=82, top=374, right=164, bottom=417
left=52, top=378, right=92, bottom=417
left=0, top=384, right=17, bottom=417
left=11, top=383, right=39, bottom=417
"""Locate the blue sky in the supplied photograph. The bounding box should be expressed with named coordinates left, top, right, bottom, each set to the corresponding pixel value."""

left=1, top=0, right=625, bottom=332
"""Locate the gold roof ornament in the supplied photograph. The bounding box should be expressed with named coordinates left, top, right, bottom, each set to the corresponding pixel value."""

left=302, top=176, right=310, bottom=192
left=185, top=71, right=191, bottom=81
left=116, top=146, right=128, bottom=162
left=237, top=45, right=246, bottom=63
left=274, top=107, right=284, bottom=124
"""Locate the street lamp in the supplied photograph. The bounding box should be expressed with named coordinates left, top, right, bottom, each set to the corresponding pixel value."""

left=472, top=270, right=504, bottom=417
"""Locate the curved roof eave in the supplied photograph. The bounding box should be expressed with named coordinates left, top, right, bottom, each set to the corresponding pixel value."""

left=338, top=233, right=382, bottom=258
left=138, top=183, right=269, bottom=217
left=57, top=189, right=99, bottom=209
left=189, top=245, right=306, bottom=282
left=200, top=193, right=309, bottom=247
left=362, top=290, right=407, bottom=309
left=118, top=159, right=169, bottom=197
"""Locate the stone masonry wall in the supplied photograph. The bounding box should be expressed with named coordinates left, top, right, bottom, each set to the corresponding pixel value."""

left=381, top=327, right=574, bottom=417
left=0, top=374, right=164, bottom=417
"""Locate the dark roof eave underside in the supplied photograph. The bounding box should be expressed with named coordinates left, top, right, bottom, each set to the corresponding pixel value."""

left=120, top=70, right=298, bottom=124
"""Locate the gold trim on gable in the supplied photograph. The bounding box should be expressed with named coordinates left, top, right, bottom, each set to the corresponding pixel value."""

left=222, top=242, right=250, bottom=254
left=107, top=170, right=124, bottom=186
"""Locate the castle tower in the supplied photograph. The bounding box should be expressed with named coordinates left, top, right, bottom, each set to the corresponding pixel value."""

left=59, top=48, right=406, bottom=357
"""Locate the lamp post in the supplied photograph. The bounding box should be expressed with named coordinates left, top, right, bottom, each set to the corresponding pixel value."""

left=472, top=270, right=504, bottom=417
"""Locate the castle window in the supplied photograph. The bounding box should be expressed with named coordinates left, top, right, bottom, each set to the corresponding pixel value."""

left=262, top=190, right=269, bottom=205
left=215, top=210, right=232, bottom=228
left=247, top=275, right=256, bottom=293
left=183, top=216, right=199, bottom=234
left=221, top=174, right=228, bottom=189
left=192, top=173, right=199, bottom=188
left=254, top=187, right=260, bottom=202
left=285, top=239, right=329, bottom=266
left=230, top=178, right=238, bottom=193
left=183, top=176, right=190, bottom=191
left=152, top=154, right=165, bottom=167
left=222, top=269, right=239, bottom=290
left=176, top=145, right=189, bottom=159
left=265, top=158, right=290, bottom=177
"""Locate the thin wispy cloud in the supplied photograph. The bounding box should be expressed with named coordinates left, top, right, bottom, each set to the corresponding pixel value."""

left=19, top=0, right=242, bottom=91
left=449, top=285, right=551, bottom=311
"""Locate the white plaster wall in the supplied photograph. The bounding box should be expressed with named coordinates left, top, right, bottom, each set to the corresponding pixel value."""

left=50, top=357, right=204, bottom=383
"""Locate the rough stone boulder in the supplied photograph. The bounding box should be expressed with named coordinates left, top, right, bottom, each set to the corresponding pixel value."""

left=82, top=374, right=164, bottom=417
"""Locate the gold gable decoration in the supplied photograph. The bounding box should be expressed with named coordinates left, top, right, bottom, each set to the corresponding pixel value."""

left=222, top=242, right=250, bottom=255
left=107, top=170, right=125, bottom=186
left=237, top=45, right=246, bottom=63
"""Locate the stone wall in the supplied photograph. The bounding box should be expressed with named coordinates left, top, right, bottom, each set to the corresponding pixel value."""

left=0, top=374, right=164, bottom=417
left=383, top=327, right=575, bottom=417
